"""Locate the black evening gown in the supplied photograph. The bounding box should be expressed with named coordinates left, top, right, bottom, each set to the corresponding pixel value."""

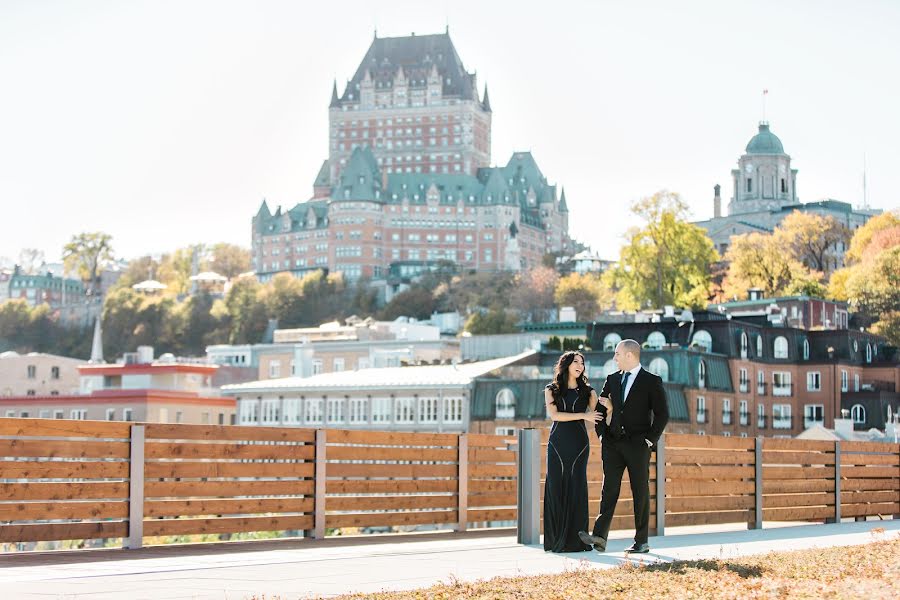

left=543, top=387, right=592, bottom=552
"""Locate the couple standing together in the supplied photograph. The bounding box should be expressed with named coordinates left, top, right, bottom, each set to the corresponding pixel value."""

left=543, top=340, right=669, bottom=554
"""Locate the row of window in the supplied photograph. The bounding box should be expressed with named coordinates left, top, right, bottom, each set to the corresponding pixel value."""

left=694, top=398, right=868, bottom=428
left=24, top=365, right=62, bottom=379
left=238, top=396, right=465, bottom=426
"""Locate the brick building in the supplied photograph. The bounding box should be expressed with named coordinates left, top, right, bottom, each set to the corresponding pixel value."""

left=253, top=31, right=571, bottom=285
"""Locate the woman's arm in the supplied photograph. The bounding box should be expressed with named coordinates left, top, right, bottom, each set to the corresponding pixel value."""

left=546, top=389, right=601, bottom=423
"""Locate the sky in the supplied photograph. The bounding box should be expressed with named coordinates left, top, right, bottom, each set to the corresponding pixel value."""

left=1, top=0, right=899, bottom=266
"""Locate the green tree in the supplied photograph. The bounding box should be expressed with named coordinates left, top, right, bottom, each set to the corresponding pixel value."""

left=62, top=232, right=114, bottom=295
left=612, top=191, right=718, bottom=310
left=379, top=287, right=436, bottom=321
left=464, top=308, right=519, bottom=335
left=224, top=277, right=268, bottom=344
left=157, top=246, right=196, bottom=296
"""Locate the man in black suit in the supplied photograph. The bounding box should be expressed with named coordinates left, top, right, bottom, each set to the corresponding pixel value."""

left=579, top=338, right=669, bottom=553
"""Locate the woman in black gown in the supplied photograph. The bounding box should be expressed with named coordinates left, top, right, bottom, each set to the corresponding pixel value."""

left=543, top=351, right=601, bottom=552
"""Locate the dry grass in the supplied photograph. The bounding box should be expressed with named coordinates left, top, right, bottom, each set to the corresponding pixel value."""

left=327, top=535, right=900, bottom=600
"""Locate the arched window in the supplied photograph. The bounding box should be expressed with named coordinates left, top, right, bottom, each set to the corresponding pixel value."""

left=850, top=404, right=866, bottom=424
left=692, top=330, right=712, bottom=352
left=647, top=331, right=666, bottom=350
left=603, top=333, right=622, bottom=351
left=648, top=357, right=669, bottom=382
left=773, top=336, right=789, bottom=359
left=756, top=335, right=763, bottom=358
left=602, top=359, right=618, bottom=377
left=698, top=360, right=707, bottom=389
left=740, top=332, right=748, bottom=359
left=802, top=339, right=810, bottom=361
left=495, top=388, right=516, bottom=419
left=866, top=343, right=872, bottom=363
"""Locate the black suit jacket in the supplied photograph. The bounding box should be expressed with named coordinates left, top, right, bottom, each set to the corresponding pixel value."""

left=595, top=367, right=669, bottom=447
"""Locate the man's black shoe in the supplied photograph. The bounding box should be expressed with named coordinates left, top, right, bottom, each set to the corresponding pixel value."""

left=577, top=530, right=607, bottom=552
left=624, top=542, right=650, bottom=553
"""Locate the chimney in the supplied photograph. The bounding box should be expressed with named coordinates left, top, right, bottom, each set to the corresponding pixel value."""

left=748, top=288, right=763, bottom=301
left=713, top=184, right=722, bottom=218
left=834, top=409, right=853, bottom=440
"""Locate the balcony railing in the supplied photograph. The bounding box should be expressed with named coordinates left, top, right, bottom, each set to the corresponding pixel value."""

left=772, top=383, right=793, bottom=397
left=773, top=415, right=794, bottom=429
left=739, top=411, right=750, bottom=426
left=757, top=382, right=767, bottom=396
left=722, top=410, right=733, bottom=425
left=739, top=382, right=749, bottom=393
left=696, top=408, right=707, bottom=424
left=757, top=414, right=768, bottom=429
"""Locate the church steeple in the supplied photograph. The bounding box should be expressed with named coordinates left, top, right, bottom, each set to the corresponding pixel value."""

left=558, top=187, right=568, bottom=212
left=482, top=84, right=492, bottom=113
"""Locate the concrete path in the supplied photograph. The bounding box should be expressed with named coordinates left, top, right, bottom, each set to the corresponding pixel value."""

left=1, top=519, right=898, bottom=599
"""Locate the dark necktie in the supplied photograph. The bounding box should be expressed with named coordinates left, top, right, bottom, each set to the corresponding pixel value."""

left=620, top=371, right=631, bottom=404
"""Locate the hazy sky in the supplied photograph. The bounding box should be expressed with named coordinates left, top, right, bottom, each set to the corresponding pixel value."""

left=1, top=0, right=898, bottom=266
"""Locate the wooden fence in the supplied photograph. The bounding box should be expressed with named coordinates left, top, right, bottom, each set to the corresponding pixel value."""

left=0, top=417, right=898, bottom=551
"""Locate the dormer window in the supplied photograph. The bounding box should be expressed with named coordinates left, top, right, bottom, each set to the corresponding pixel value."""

left=359, top=176, right=365, bottom=184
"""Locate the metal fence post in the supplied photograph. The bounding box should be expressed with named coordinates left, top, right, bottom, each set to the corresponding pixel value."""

left=828, top=441, right=842, bottom=524
left=751, top=436, right=763, bottom=530
left=655, top=437, right=666, bottom=537
left=457, top=434, right=468, bottom=532
left=516, top=428, right=540, bottom=545
left=314, top=429, right=326, bottom=539
left=126, top=424, right=145, bottom=549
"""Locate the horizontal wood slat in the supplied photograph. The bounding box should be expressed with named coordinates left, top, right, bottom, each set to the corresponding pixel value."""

left=143, top=515, right=313, bottom=537
left=0, top=521, right=127, bottom=543
left=325, top=429, right=458, bottom=447
left=0, top=418, right=131, bottom=438
left=144, top=423, right=316, bottom=443
left=665, top=434, right=755, bottom=450
left=0, top=439, right=130, bottom=459
left=327, top=496, right=456, bottom=512
left=0, top=501, right=129, bottom=521
left=327, top=480, right=457, bottom=494
left=144, top=461, right=314, bottom=479
left=0, top=482, right=128, bottom=501
left=145, top=497, right=313, bottom=517
left=145, top=442, right=314, bottom=461
left=0, top=460, right=128, bottom=479
left=326, top=510, right=457, bottom=528
left=326, top=446, right=457, bottom=462
left=145, top=480, right=314, bottom=498
left=325, top=463, right=457, bottom=478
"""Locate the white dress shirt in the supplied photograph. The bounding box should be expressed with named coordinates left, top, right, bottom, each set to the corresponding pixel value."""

left=622, top=364, right=643, bottom=403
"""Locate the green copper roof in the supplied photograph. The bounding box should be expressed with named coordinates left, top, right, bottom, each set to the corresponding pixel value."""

left=746, top=122, right=785, bottom=154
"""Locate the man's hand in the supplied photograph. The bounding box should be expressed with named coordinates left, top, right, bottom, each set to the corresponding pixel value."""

left=598, top=396, right=613, bottom=425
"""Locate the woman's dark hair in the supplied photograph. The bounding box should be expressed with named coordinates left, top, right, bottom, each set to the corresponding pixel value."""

left=547, top=351, right=590, bottom=409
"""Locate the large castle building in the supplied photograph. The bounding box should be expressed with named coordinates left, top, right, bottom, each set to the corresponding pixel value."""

left=252, top=31, right=571, bottom=285
left=694, top=122, right=880, bottom=267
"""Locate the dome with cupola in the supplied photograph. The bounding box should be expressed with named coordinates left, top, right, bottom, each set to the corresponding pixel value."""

left=745, top=122, right=785, bottom=154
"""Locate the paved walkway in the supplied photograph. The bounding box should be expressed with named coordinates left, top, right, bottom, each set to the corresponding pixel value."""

left=1, top=519, right=898, bottom=599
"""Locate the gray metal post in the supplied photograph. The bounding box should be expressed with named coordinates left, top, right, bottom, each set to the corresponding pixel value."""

left=516, top=428, right=540, bottom=545
left=457, top=434, right=468, bottom=532
left=314, top=429, right=326, bottom=539
left=126, top=424, right=145, bottom=549
left=751, top=436, right=763, bottom=530
left=655, top=437, right=666, bottom=537
left=827, top=441, right=842, bottom=524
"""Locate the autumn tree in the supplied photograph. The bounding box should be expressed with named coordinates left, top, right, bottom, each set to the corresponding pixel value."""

left=611, top=191, right=718, bottom=310
left=722, top=232, right=823, bottom=300
left=378, top=286, right=436, bottom=321
left=62, top=232, right=114, bottom=296
left=464, top=308, right=520, bottom=335
left=845, top=210, right=900, bottom=264
left=510, top=266, right=560, bottom=323
left=774, top=211, right=849, bottom=276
